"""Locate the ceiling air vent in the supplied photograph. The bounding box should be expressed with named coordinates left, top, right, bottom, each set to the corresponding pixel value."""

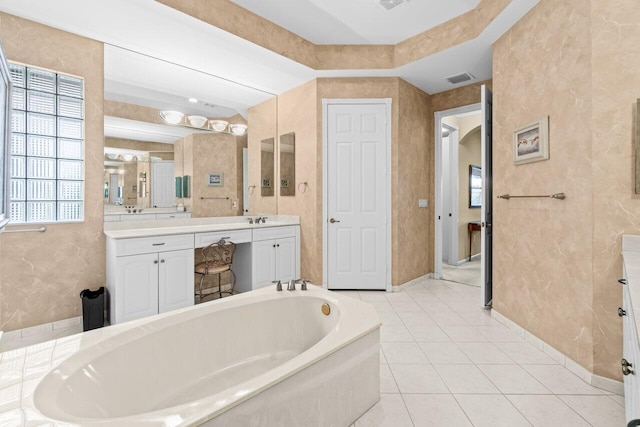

left=445, top=72, right=475, bottom=85
left=377, top=0, right=406, bottom=12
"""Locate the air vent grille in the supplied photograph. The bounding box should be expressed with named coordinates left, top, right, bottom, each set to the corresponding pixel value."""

left=377, top=0, right=406, bottom=12
left=445, top=72, right=475, bottom=85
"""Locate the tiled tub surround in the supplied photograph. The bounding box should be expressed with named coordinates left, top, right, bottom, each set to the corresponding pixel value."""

left=0, top=286, right=380, bottom=425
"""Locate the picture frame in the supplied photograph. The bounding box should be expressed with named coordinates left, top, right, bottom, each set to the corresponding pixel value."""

left=207, top=173, right=223, bottom=187
left=513, top=117, right=549, bottom=165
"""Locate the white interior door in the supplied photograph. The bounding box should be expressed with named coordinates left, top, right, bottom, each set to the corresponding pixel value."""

left=151, top=162, right=174, bottom=208
left=326, top=102, right=388, bottom=290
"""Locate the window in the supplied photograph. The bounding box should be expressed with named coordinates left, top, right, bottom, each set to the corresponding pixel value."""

left=469, top=165, right=482, bottom=208
left=9, top=63, right=84, bottom=224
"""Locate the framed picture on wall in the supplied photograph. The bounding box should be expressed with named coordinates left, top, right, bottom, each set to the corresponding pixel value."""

left=513, top=117, right=549, bottom=165
left=207, top=173, right=223, bottom=186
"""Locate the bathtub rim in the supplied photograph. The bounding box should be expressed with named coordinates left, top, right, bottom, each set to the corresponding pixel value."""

left=30, top=286, right=381, bottom=426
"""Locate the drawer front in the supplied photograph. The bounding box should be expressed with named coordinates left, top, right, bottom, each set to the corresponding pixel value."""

left=116, top=234, right=194, bottom=256
left=252, top=226, right=297, bottom=242
left=195, top=229, right=252, bottom=247
left=156, top=213, right=191, bottom=219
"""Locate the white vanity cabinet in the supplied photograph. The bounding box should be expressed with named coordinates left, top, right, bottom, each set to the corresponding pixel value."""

left=621, top=235, right=640, bottom=426
left=251, top=227, right=298, bottom=289
left=107, top=234, right=195, bottom=324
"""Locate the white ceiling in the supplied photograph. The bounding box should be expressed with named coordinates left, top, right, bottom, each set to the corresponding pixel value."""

left=0, top=0, right=539, bottom=117
left=229, top=0, right=480, bottom=45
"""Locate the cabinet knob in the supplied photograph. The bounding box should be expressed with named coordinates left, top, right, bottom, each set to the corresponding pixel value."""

left=622, top=358, right=635, bottom=376
left=619, top=307, right=627, bottom=317
left=154, top=260, right=158, bottom=264
left=160, top=259, right=165, bottom=263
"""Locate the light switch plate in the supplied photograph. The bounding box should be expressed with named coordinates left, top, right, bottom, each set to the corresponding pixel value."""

left=418, top=199, right=428, bottom=208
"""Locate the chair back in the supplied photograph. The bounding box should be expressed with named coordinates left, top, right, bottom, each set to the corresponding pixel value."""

left=200, top=239, right=236, bottom=268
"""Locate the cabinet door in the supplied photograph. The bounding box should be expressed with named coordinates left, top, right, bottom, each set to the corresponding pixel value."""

left=116, top=253, right=159, bottom=323
left=276, top=237, right=296, bottom=283
left=252, top=239, right=277, bottom=289
left=158, top=249, right=195, bottom=313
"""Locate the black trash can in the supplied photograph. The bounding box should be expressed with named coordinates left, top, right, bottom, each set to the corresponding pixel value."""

left=80, top=287, right=105, bottom=331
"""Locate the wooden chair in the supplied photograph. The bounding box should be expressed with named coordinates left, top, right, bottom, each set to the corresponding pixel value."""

left=194, top=238, right=237, bottom=303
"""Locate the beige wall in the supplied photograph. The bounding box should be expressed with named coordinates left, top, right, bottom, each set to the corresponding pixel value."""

left=271, top=77, right=432, bottom=286
left=492, top=0, right=640, bottom=381
left=0, top=13, right=105, bottom=331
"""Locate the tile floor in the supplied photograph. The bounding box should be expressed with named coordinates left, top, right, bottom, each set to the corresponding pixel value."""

left=338, top=278, right=626, bottom=427
left=442, top=259, right=481, bottom=288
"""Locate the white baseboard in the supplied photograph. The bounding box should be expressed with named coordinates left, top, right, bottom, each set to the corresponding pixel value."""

left=0, top=316, right=83, bottom=344
left=393, top=273, right=433, bottom=292
left=491, top=309, right=624, bottom=396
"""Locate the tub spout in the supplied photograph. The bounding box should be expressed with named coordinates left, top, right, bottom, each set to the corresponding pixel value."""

left=287, top=279, right=296, bottom=291
left=272, top=280, right=282, bottom=291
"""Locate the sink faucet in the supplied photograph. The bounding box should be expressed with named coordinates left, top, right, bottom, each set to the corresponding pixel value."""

left=272, top=280, right=282, bottom=291
left=287, top=279, right=296, bottom=291
left=248, top=217, right=254, bottom=224
left=255, top=216, right=267, bottom=224
left=295, top=279, right=309, bottom=290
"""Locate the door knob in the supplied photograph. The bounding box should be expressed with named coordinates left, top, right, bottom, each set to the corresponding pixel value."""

left=622, top=358, right=635, bottom=376
left=329, top=218, right=340, bottom=223
left=482, top=222, right=492, bottom=227
left=619, top=307, right=627, bottom=317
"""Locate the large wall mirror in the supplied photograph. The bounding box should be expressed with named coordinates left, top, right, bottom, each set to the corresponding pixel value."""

left=103, top=45, right=278, bottom=217
left=279, top=132, right=295, bottom=197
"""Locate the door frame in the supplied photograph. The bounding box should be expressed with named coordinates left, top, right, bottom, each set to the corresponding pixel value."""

left=434, top=103, right=481, bottom=279
left=321, top=98, right=392, bottom=292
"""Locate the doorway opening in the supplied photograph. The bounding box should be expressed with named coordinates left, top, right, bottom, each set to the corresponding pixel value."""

left=435, top=105, right=482, bottom=288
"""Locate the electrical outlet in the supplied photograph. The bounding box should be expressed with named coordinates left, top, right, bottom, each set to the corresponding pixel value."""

left=418, top=199, right=428, bottom=208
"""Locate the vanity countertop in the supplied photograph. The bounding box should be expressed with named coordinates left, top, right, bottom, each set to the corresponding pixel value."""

left=103, top=215, right=300, bottom=239
left=621, top=235, right=640, bottom=339
left=104, top=207, right=190, bottom=217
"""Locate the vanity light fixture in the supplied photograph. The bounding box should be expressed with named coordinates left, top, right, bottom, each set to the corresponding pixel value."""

left=158, top=110, right=248, bottom=136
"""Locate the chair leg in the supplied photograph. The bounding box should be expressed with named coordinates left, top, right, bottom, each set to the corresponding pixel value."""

left=229, top=269, right=236, bottom=295
left=218, top=273, right=223, bottom=298
left=198, top=273, right=207, bottom=303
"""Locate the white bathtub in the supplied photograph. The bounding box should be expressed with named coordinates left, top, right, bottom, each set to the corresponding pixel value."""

left=31, top=285, right=381, bottom=426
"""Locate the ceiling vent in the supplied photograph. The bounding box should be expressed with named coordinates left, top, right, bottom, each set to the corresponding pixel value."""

left=376, top=0, right=407, bottom=12
left=445, top=72, right=475, bottom=85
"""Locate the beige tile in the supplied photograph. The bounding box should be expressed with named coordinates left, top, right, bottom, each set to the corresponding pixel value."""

left=607, top=394, right=625, bottom=407
left=474, top=325, right=525, bottom=343
left=440, top=325, right=490, bottom=343
left=380, top=325, right=415, bottom=343
left=359, top=291, right=388, bottom=302
left=377, top=310, right=403, bottom=326
left=403, top=394, right=472, bottom=427
left=379, top=364, right=398, bottom=394
left=384, top=292, right=414, bottom=302
left=558, top=395, right=626, bottom=427
left=417, top=301, right=455, bottom=313
left=477, top=365, right=550, bottom=394
left=507, top=395, right=589, bottom=426
left=495, top=343, right=559, bottom=365
left=389, top=364, right=449, bottom=393
left=419, top=342, right=472, bottom=365
left=430, top=312, right=470, bottom=326
left=397, top=311, right=435, bottom=326
left=433, top=365, right=499, bottom=394
left=381, top=342, right=429, bottom=364
left=407, top=324, right=451, bottom=342
left=389, top=301, right=423, bottom=313
left=455, top=394, right=532, bottom=427
left=355, top=394, right=413, bottom=427
left=0, top=384, right=21, bottom=412
left=522, top=365, right=605, bottom=395
left=457, top=343, right=515, bottom=364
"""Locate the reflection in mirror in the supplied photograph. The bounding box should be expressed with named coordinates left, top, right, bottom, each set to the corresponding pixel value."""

left=102, top=45, right=278, bottom=216
left=636, top=99, right=640, bottom=194
left=279, top=133, right=295, bottom=197
left=261, top=138, right=275, bottom=197
left=469, top=165, right=482, bottom=208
